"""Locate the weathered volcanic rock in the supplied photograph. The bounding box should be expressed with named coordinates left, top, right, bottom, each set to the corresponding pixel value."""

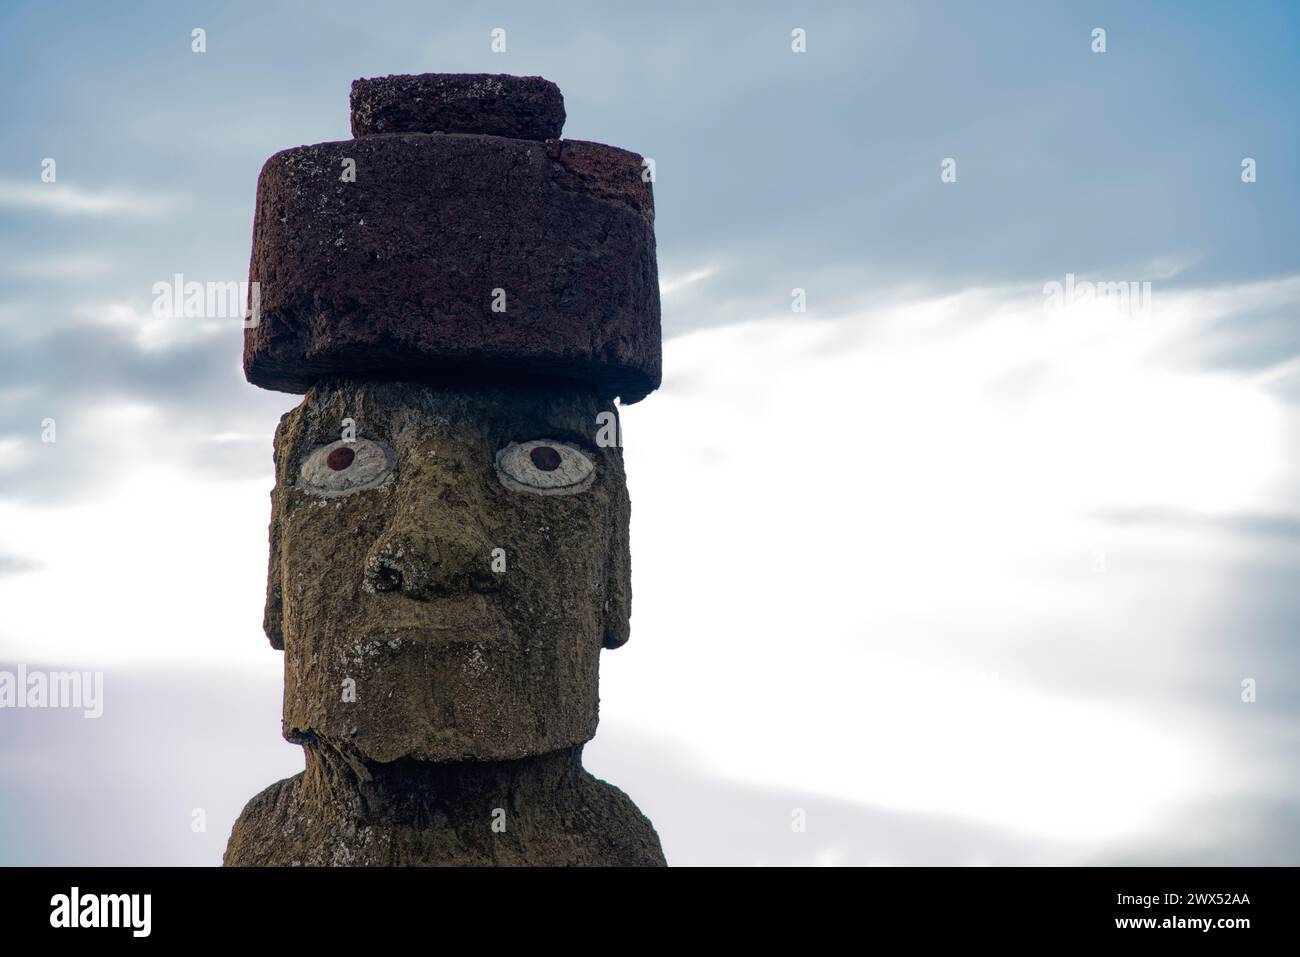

left=228, top=73, right=667, bottom=869
left=265, top=381, right=630, bottom=763
left=350, top=73, right=565, bottom=140
left=243, top=132, right=660, bottom=402
left=224, top=742, right=666, bottom=866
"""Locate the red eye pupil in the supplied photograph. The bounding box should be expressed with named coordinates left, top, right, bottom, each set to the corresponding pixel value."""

left=327, top=446, right=356, bottom=471
left=530, top=446, right=562, bottom=471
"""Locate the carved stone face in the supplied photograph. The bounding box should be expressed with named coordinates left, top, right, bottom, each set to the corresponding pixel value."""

left=264, top=381, right=631, bottom=763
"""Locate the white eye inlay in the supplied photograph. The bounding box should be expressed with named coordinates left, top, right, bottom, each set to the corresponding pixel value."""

left=495, top=440, right=596, bottom=495
left=297, top=438, right=396, bottom=497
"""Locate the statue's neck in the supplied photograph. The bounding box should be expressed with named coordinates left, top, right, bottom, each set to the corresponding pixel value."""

left=300, top=736, right=586, bottom=825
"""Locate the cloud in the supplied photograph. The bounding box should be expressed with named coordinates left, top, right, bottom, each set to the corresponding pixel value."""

left=659, top=265, right=717, bottom=297
left=0, top=554, right=39, bottom=576
left=2, top=253, right=116, bottom=280
left=0, top=180, right=182, bottom=218
left=4, top=275, right=1299, bottom=849
left=1094, top=796, right=1300, bottom=866
left=0, top=662, right=1079, bottom=866
left=1, top=662, right=1284, bottom=866
left=606, top=273, right=1300, bottom=846
left=0, top=662, right=292, bottom=865
left=0, top=0, right=1296, bottom=863
left=0, top=304, right=291, bottom=507
left=3, top=263, right=1298, bottom=853
left=1094, top=507, right=1300, bottom=543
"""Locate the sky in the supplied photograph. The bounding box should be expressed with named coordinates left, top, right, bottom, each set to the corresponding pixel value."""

left=1, top=1, right=1298, bottom=865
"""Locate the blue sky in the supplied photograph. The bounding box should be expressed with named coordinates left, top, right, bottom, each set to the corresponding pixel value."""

left=1, top=1, right=1298, bottom=865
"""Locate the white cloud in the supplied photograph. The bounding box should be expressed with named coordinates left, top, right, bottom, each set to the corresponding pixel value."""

left=73, top=300, right=234, bottom=352
left=0, top=470, right=274, bottom=668
left=3, top=253, right=116, bottom=280
left=0, top=436, right=33, bottom=474
left=2, top=274, right=1297, bottom=853
left=659, top=265, right=717, bottom=297
left=0, top=180, right=182, bottom=218
left=604, top=274, right=1300, bottom=843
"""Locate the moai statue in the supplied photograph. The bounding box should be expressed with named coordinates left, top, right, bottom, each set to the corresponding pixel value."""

left=223, top=74, right=665, bottom=866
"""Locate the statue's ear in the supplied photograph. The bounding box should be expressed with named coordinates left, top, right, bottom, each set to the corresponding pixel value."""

left=264, top=503, right=284, bottom=650
left=602, top=446, right=632, bottom=650
left=263, top=415, right=290, bottom=650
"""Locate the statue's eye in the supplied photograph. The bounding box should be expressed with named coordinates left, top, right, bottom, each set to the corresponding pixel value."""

left=297, top=438, right=396, bottom=497
left=495, top=440, right=596, bottom=495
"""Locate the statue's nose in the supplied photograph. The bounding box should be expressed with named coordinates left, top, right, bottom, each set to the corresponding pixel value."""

left=363, top=524, right=499, bottom=599
left=365, top=543, right=407, bottom=593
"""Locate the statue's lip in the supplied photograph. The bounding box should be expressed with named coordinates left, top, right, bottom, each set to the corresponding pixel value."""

left=357, top=624, right=516, bottom=648
left=354, top=593, right=515, bottom=645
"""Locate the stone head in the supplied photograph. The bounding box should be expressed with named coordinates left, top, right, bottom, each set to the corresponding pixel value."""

left=241, top=74, right=660, bottom=766
left=264, top=380, right=630, bottom=762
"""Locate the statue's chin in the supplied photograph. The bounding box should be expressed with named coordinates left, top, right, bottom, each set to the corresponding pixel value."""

left=286, top=723, right=599, bottom=765
left=283, top=628, right=601, bottom=764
